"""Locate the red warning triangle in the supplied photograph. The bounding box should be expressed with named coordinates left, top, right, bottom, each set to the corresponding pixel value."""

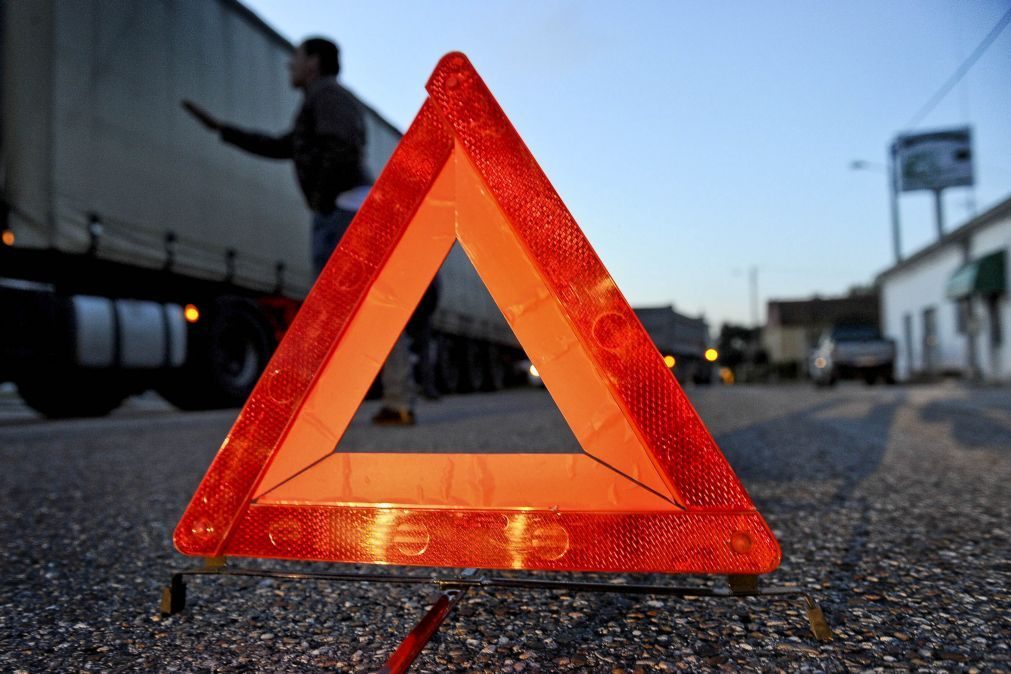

left=175, top=53, right=780, bottom=575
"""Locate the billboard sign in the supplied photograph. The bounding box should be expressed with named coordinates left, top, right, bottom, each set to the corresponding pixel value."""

left=893, top=127, right=973, bottom=192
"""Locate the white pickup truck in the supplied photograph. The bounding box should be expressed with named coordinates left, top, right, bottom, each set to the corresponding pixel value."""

left=809, top=325, right=896, bottom=386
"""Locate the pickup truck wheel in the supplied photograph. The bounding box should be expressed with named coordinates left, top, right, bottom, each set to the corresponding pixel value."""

left=158, top=298, right=273, bottom=410
left=17, top=370, right=128, bottom=418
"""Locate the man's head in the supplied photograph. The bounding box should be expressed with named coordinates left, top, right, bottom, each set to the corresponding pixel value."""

left=289, top=37, right=340, bottom=89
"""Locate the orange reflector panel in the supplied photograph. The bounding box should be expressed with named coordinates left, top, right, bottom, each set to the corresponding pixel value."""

left=174, top=52, right=781, bottom=575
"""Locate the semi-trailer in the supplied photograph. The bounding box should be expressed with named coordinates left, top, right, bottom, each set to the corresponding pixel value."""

left=0, top=0, right=521, bottom=417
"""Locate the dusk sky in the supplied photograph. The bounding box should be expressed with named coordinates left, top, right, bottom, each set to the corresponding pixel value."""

left=245, top=0, right=1011, bottom=328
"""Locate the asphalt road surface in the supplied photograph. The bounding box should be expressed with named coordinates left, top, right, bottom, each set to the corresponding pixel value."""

left=1, top=383, right=1008, bottom=672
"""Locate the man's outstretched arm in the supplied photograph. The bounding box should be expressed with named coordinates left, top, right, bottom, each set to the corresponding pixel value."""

left=182, top=100, right=293, bottom=160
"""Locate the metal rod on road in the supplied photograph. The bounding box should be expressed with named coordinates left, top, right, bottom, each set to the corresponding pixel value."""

left=379, top=586, right=470, bottom=674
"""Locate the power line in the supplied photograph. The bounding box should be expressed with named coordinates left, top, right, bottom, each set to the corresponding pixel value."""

left=904, top=6, right=1011, bottom=129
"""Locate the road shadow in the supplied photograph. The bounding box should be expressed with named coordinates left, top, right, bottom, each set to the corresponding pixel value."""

left=918, top=394, right=1011, bottom=451
left=713, top=391, right=905, bottom=506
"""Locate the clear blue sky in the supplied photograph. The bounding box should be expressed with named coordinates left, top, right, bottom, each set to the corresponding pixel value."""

left=245, top=0, right=1011, bottom=328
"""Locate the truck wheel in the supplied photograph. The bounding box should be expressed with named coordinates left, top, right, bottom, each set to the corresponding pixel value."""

left=159, top=298, right=273, bottom=410
left=17, top=370, right=128, bottom=419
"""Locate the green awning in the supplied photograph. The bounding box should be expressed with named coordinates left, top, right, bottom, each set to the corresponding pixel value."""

left=946, top=250, right=1006, bottom=299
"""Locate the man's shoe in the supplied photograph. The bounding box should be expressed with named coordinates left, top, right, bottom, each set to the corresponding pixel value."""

left=371, top=406, right=416, bottom=426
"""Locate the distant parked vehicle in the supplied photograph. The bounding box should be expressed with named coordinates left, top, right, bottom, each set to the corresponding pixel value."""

left=809, top=325, right=895, bottom=386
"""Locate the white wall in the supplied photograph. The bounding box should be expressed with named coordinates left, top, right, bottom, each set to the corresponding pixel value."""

left=882, top=212, right=1011, bottom=383
left=882, top=247, right=966, bottom=380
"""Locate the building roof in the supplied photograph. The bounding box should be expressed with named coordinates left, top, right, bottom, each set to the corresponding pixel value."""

left=876, top=194, right=1011, bottom=283
left=766, top=294, right=879, bottom=328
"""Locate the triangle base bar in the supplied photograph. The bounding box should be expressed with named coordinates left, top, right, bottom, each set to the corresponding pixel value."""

left=207, top=505, right=779, bottom=574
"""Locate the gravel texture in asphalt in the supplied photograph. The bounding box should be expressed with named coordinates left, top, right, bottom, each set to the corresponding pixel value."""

left=1, top=383, right=1008, bottom=672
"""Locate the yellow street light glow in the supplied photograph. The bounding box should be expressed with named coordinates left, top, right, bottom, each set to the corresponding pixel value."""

left=1, top=230, right=13, bottom=246
left=704, top=348, right=718, bottom=362
left=528, top=363, right=540, bottom=378
left=184, top=304, right=201, bottom=323
left=663, top=355, right=676, bottom=368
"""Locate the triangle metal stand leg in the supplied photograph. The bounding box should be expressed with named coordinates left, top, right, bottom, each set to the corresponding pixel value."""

left=159, top=564, right=833, bottom=673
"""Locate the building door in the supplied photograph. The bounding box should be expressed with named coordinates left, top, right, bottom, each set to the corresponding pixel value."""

left=987, top=296, right=1003, bottom=380
left=922, top=307, right=938, bottom=375
left=903, top=313, right=914, bottom=378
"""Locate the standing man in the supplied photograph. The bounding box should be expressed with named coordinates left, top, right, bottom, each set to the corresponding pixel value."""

left=182, top=36, right=418, bottom=426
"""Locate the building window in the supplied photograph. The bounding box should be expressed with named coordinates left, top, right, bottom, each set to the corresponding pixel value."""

left=922, top=307, right=937, bottom=373
left=903, top=313, right=914, bottom=375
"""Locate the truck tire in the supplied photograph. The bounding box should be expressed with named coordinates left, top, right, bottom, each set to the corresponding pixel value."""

left=158, top=298, right=273, bottom=410
left=17, top=370, right=128, bottom=419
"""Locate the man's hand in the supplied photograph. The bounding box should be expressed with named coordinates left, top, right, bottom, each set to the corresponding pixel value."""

left=181, top=100, right=221, bottom=132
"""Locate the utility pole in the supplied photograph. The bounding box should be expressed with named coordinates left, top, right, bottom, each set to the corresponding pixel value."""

left=749, top=266, right=759, bottom=328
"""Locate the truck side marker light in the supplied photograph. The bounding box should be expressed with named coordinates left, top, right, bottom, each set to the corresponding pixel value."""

left=183, top=304, right=200, bottom=323
left=174, top=52, right=780, bottom=575
left=1, top=230, right=13, bottom=246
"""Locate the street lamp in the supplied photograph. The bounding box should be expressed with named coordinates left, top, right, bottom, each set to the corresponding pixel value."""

left=850, top=153, right=902, bottom=264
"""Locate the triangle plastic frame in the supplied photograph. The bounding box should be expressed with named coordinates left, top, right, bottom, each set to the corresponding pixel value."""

left=174, top=53, right=780, bottom=575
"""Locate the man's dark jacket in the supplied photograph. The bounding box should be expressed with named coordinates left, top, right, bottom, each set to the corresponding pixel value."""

left=219, top=78, right=368, bottom=214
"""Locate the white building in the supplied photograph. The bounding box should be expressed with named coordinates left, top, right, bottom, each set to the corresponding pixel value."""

left=877, top=196, right=1010, bottom=383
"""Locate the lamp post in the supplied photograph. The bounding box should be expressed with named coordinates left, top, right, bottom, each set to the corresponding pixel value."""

left=850, top=156, right=902, bottom=264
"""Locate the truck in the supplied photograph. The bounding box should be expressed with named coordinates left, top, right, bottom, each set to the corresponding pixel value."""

left=633, top=305, right=716, bottom=384
left=0, top=0, right=521, bottom=418
left=809, top=324, right=896, bottom=386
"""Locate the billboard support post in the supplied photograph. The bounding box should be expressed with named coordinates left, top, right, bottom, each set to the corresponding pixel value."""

left=888, top=142, right=903, bottom=263
left=933, top=188, right=945, bottom=238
